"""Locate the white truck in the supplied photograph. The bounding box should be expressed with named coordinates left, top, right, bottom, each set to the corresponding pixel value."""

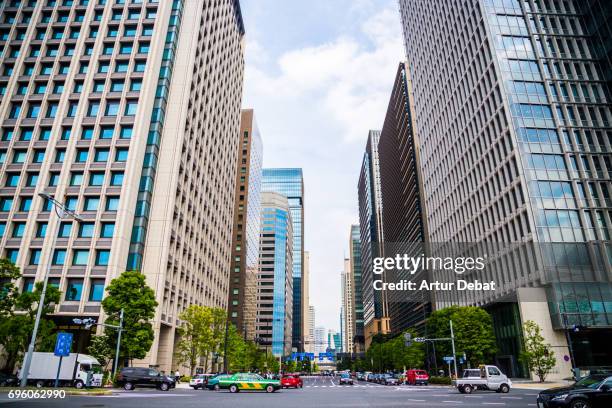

left=453, top=365, right=512, bottom=394
left=19, top=352, right=103, bottom=388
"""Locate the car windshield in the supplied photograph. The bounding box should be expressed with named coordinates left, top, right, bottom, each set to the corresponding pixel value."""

left=575, top=376, right=606, bottom=389
left=341, top=373, right=350, bottom=378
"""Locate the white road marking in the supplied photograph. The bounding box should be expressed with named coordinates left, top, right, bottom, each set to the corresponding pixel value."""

left=501, top=396, right=523, bottom=399
left=482, top=403, right=506, bottom=405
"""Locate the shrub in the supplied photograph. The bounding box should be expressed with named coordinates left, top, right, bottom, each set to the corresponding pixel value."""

left=428, top=376, right=452, bottom=385
left=180, top=375, right=191, bottom=382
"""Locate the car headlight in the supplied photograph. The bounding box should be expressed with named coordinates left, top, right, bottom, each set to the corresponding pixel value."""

left=552, top=394, right=569, bottom=401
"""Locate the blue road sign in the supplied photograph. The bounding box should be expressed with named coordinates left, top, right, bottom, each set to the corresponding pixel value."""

left=54, top=332, right=73, bottom=357
left=443, top=356, right=454, bottom=363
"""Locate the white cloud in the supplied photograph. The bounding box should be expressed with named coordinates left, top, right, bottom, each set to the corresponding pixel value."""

left=245, top=7, right=404, bottom=143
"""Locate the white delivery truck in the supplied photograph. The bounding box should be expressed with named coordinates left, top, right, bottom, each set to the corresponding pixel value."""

left=19, top=352, right=103, bottom=388
left=453, top=365, right=512, bottom=394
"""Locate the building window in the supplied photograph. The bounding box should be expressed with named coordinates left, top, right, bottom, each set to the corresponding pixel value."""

left=12, top=222, right=26, bottom=238
left=65, top=279, right=83, bottom=301
left=22, top=278, right=35, bottom=293
left=36, top=222, right=47, bottom=238
left=72, top=250, right=89, bottom=266
left=52, top=249, right=66, bottom=265
left=78, top=223, right=94, bottom=238
left=58, top=222, right=72, bottom=238
left=84, top=197, right=100, bottom=211
left=95, top=250, right=110, bottom=266
left=110, top=172, right=124, bottom=186
left=6, top=249, right=19, bottom=263
left=115, top=148, right=128, bottom=161
left=88, top=279, right=105, bottom=301
left=89, top=173, right=105, bottom=186
left=100, top=223, right=114, bottom=238
left=29, top=249, right=41, bottom=265
left=94, top=149, right=109, bottom=162
left=105, top=197, right=119, bottom=211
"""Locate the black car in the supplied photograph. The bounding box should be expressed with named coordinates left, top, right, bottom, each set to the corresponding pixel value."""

left=116, top=367, right=176, bottom=391
left=537, top=374, right=612, bottom=408
left=0, top=372, right=18, bottom=387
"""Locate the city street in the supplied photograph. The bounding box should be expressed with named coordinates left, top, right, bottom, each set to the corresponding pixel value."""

left=0, top=377, right=542, bottom=407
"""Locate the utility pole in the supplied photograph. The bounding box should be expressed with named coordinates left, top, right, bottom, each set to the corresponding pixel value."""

left=112, top=309, right=124, bottom=377
left=450, top=320, right=458, bottom=379
left=21, top=194, right=82, bottom=388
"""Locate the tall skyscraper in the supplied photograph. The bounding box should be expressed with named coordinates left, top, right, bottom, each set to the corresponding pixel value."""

left=399, top=0, right=612, bottom=378
left=358, top=130, right=390, bottom=350
left=327, top=329, right=341, bottom=353
left=262, top=168, right=304, bottom=351
left=228, top=109, right=263, bottom=340
left=302, top=250, right=310, bottom=351
left=305, top=304, right=315, bottom=353
left=349, top=224, right=364, bottom=353
left=340, top=258, right=354, bottom=353
left=255, top=191, right=293, bottom=357
left=377, top=62, right=429, bottom=336
left=0, top=0, right=245, bottom=371
left=314, top=326, right=326, bottom=355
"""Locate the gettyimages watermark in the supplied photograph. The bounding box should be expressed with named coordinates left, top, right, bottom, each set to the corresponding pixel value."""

left=371, top=241, right=612, bottom=304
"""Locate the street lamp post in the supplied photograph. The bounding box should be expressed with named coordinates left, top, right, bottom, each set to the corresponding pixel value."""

left=20, top=193, right=83, bottom=388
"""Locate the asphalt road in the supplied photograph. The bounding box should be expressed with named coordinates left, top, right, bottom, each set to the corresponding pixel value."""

left=0, top=377, right=542, bottom=407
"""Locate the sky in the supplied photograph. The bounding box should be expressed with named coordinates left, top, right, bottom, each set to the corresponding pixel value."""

left=241, top=0, right=405, bottom=332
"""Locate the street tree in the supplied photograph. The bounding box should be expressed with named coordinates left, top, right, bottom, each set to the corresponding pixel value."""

left=101, top=271, right=157, bottom=364
left=88, top=335, right=114, bottom=371
left=520, top=320, right=556, bottom=382
left=0, top=258, right=21, bottom=318
left=426, top=305, right=497, bottom=366
left=175, top=305, right=210, bottom=375
left=0, top=281, right=61, bottom=372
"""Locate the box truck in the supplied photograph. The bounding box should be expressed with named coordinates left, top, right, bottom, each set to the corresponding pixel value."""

left=19, top=352, right=103, bottom=388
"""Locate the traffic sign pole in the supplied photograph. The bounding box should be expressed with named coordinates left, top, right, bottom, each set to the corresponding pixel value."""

left=54, top=356, right=63, bottom=388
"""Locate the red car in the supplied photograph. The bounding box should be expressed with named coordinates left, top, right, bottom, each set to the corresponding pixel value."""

left=281, top=374, right=303, bottom=388
left=406, top=369, right=429, bottom=385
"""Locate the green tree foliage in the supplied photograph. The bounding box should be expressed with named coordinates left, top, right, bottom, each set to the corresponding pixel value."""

left=101, top=271, right=157, bottom=362
left=0, top=258, right=21, bottom=317
left=175, top=305, right=212, bottom=375
left=88, top=335, right=114, bottom=371
left=520, top=320, right=556, bottom=382
left=365, top=330, right=426, bottom=372
left=426, top=305, right=497, bottom=366
left=0, top=278, right=61, bottom=373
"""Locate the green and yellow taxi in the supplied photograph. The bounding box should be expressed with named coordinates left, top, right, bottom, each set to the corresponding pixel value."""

left=218, top=373, right=281, bottom=393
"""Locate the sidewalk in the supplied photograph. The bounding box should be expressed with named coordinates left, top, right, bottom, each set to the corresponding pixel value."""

left=510, top=379, right=573, bottom=390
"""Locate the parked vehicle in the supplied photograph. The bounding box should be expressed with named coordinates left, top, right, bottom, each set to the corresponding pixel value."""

left=281, top=374, right=303, bottom=388
left=454, top=365, right=511, bottom=394
left=218, top=373, right=281, bottom=393
left=0, top=372, right=18, bottom=387
left=537, top=374, right=612, bottom=408
left=406, top=369, right=429, bottom=385
left=189, top=374, right=215, bottom=390
left=116, top=367, right=176, bottom=391
left=339, top=373, right=354, bottom=385
left=206, top=374, right=231, bottom=390
left=362, top=371, right=372, bottom=381
left=18, top=352, right=103, bottom=389
left=384, top=374, right=400, bottom=386
left=355, top=372, right=365, bottom=381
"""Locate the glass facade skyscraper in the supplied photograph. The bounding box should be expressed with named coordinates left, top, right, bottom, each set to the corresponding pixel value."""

left=399, top=0, right=612, bottom=378
left=349, top=224, right=364, bottom=352
left=262, top=168, right=304, bottom=351
left=257, top=191, right=293, bottom=357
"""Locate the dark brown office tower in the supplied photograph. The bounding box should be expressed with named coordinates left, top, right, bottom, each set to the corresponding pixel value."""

left=377, top=62, right=430, bottom=336
left=228, top=109, right=263, bottom=340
